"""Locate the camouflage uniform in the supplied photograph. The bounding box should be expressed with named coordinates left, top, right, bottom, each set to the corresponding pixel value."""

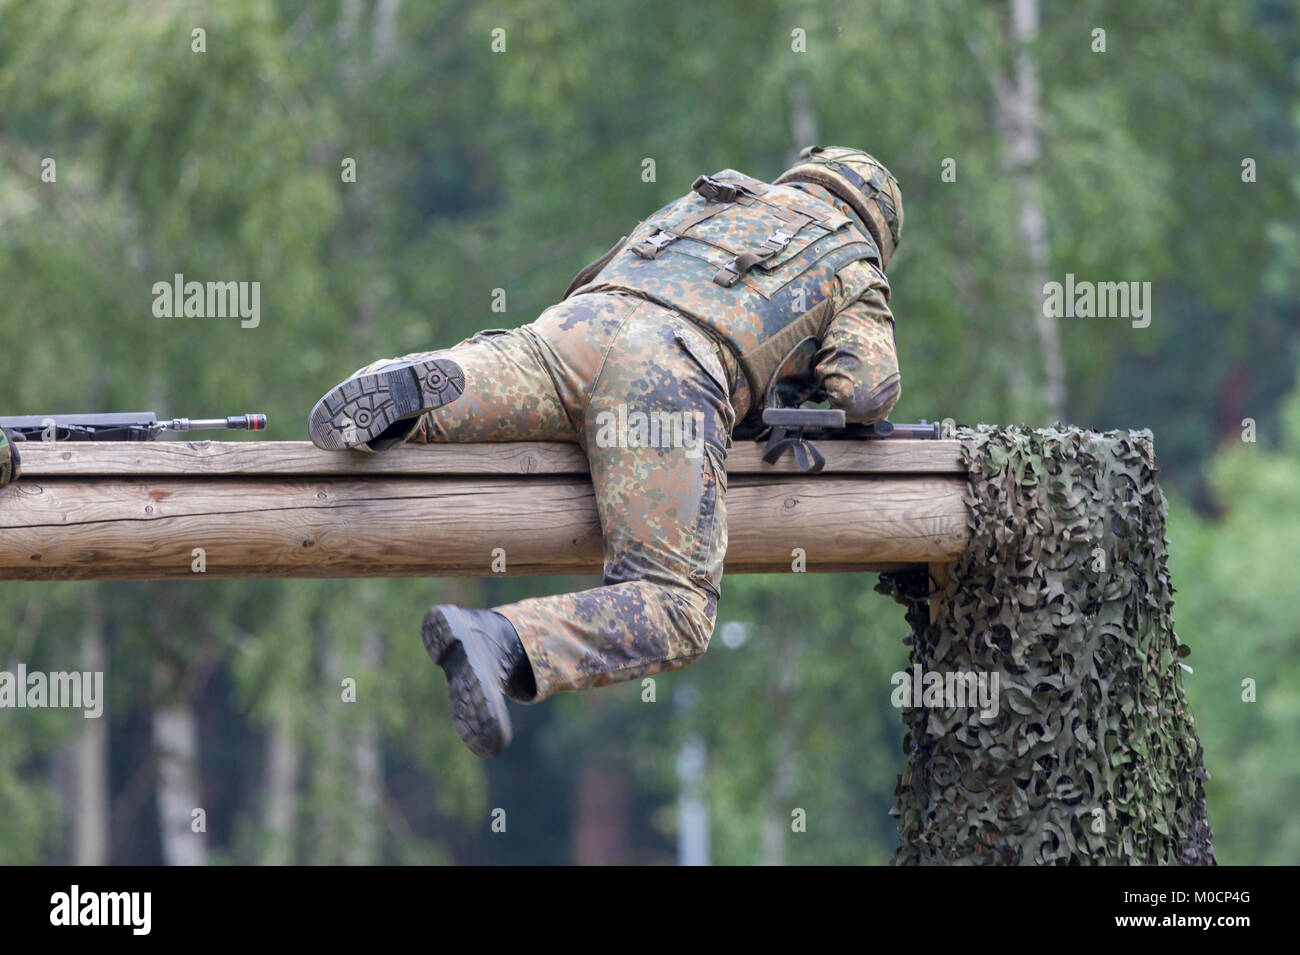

left=325, top=148, right=903, bottom=702
left=0, top=429, right=19, bottom=488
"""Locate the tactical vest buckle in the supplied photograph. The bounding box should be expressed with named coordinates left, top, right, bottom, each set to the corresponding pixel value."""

left=762, top=229, right=794, bottom=253
left=692, top=175, right=739, bottom=203
left=632, top=229, right=678, bottom=259
left=712, top=261, right=743, bottom=287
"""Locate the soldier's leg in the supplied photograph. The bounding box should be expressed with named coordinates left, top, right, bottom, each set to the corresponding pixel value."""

left=309, top=327, right=578, bottom=451
left=407, top=294, right=713, bottom=756
left=309, top=293, right=647, bottom=451
left=493, top=308, right=736, bottom=700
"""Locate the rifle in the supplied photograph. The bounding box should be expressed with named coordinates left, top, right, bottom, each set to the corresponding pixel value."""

left=0, top=412, right=267, bottom=443
left=760, top=407, right=942, bottom=472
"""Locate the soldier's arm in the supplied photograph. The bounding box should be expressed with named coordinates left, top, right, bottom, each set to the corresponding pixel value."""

left=814, top=260, right=901, bottom=424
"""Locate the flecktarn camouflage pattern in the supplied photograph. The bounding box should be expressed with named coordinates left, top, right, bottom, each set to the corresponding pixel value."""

left=312, top=151, right=905, bottom=722
left=878, top=425, right=1216, bottom=864
left=0, top=429, right=20, bottom=487
left=335, top=293, right=737, bottom=701
left=574, top=162, right=899, bottom=424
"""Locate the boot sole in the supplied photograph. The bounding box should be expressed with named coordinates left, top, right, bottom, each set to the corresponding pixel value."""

left=308, top=357, right=465, bottom=451
left=421, top=605, right=512, bottom=758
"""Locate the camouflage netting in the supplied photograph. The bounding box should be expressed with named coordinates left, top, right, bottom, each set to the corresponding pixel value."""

left=877, top=426, right=1216, bottom=865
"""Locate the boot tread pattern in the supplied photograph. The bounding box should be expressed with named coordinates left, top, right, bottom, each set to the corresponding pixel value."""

left=308, top=358, right=464, bottom=450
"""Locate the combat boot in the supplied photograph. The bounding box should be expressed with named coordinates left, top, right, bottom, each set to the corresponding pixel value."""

left=421, top=605, right=536, bottom=758
left=308, top=356, right=465, bottom=451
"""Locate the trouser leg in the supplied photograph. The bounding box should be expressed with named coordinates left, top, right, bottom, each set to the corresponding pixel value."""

left=342, top=292, right=658, bottom=446
left=329, top=293, right=739, bottom=704
left=493, top=306, right=736, bottom=700
left=340, top=326, right=575, bottom=446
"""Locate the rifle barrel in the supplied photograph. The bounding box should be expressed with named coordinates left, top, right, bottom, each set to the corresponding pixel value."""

left=163, top=415, right=267, bottom=432
left=882, top=422, right=941, bottom=439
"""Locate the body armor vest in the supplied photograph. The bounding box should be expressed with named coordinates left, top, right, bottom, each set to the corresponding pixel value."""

left=567, top=169, right=882, bottom=411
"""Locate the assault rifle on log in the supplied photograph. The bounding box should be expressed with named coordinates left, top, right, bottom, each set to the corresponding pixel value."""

left=760, top=407, right=942, bottom=473
left=0, top=412, right=267, bottom=443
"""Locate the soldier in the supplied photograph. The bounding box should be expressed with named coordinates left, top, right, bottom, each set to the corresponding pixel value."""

left=308, top=146, right=904, bottom=758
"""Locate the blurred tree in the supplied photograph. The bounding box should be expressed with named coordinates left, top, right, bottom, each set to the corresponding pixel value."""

left=1167, top=378, right=1300, bottom=864
left=0, top=0, right=1295, bottom=864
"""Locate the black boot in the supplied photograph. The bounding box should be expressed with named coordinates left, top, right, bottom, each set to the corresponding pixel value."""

left=307, top=357, right=465, bottom=451
left=421, top=605, right=535, bottom=758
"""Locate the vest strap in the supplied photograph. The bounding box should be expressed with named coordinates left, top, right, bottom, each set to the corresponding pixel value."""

left=712, top=211, right=816, bottom=287
left=692, top=172, right=769, bottom=203
left=631, top=197, right=738, bottom=259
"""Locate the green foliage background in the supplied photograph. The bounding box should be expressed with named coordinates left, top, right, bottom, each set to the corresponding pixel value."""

left=0, top=0, right=1296, bottom=864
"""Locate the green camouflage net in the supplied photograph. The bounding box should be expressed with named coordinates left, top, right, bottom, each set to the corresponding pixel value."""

left=877, top=426, right=1216, bottom=865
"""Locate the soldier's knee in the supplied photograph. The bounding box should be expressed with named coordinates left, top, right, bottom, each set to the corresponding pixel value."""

left=687, top=610, right=716, bottom=656
left=670, top=587, right=718, bottom=657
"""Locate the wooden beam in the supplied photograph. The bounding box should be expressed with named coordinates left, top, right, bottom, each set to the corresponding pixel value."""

left=15, top=438, right=965, bottom=477
left=1, top=440, right=970, bottom=581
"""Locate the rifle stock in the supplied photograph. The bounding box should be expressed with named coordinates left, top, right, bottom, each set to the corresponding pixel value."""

left=759, top=408, right=943, bottom=472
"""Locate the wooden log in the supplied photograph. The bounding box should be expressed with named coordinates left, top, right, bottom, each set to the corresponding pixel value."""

left=15, top=438, right=964, bottom=477
left=1, top=441, right=970, bottom=581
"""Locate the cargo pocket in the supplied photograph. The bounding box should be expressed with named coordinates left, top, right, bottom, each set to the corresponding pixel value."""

left=689, top=442, right=729, bottom=598
left=672, top=325, right=737, bottom=442
left=672, top=326, right=730, bottom=397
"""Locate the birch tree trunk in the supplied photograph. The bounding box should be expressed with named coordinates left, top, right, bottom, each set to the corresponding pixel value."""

left=675, top=733, right=710, bottom=866
left=52, top=589, right=109, bottom=865
left=998, top=0, right=1066, bottom=420
left=345, top=629, right=383, bottom=865
left=759, top=637, right=800, bottom=866
left=152, top=687, right=206, bottom=866
left=262, top=710, right=301, bottom=865
left=73, top=589, right=109, bottom=865
left=787, top=76, right=819, bottom=156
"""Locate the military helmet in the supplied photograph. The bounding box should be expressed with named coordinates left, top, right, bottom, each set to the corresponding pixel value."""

left=774, top=145, right=904, bottom=268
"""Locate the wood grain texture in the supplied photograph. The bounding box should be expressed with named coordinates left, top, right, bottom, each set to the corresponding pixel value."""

left=16, top=438, right=965, bottom=477
left=0, top=474, right=969, bottom=580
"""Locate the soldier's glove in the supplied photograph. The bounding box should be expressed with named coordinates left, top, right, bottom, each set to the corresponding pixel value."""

left=0, top=428, right=21, bottom=488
